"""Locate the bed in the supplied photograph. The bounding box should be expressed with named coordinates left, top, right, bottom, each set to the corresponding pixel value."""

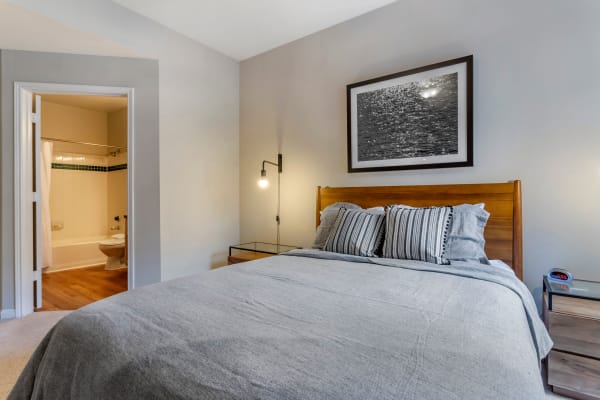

left=9, top=181, right=552, bottom=400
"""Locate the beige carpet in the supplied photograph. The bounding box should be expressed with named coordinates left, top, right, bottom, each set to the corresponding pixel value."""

left=0, top=311, right=70, bottom=399
left=0, top=311, right=570, bottom=400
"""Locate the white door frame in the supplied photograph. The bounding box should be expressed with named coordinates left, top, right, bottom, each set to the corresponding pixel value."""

left=14, top=82, right=135, bottom=317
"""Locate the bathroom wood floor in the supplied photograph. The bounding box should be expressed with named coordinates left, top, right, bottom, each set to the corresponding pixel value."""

left=37, top=265, right=128, bottom=311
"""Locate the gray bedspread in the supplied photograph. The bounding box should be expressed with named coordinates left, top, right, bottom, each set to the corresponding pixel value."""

left=9, top=251, right=551, bottom=400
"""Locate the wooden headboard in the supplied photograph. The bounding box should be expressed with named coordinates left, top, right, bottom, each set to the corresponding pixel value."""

left=316, top=181, right=523, bottom=279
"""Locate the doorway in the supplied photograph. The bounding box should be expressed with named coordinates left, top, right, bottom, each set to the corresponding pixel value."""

left=14, top=83, right=135, bottom=317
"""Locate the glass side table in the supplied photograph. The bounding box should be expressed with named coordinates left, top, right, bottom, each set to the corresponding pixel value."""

left=228, top=242, right=301, bottom=265
left=543, top=275, right=600, bottom=310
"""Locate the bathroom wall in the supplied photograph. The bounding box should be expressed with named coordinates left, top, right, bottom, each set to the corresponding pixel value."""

left=108, top=108, right=127, bottom=148
left=43, top=99, right=128, bottom=248
left=49, top=151, right=110, bottom=271
left=50, top=153, right=109, bottom=244
left=42, top=100, right=110, bottom=243
left=48, top=150, right=128, bottom=272
left=107, top=108, right=128, bottom=233
left=42, top=100, right=108, bottom=155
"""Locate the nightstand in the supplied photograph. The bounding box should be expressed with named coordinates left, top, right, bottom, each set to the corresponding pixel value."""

left=543, top=276, right=600, bottom=400
left=228, top=242, right=301, bottom=265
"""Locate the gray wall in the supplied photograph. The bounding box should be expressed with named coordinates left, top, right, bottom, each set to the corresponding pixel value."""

left=240, top=0, right=600, bottom=305
left=5, top=0, right=241, bottom=282
left=1, top=50, right=161, bottom=311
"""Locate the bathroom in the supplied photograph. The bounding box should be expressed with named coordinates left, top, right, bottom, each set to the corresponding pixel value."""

left=38, top=94, right=129, bottom=311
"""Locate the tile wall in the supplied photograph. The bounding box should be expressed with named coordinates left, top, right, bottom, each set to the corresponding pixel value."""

left=50, top=151, right=128, bottom=244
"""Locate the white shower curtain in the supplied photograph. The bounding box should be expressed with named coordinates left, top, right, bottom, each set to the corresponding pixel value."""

left=41, top=140, right=53, bottom=269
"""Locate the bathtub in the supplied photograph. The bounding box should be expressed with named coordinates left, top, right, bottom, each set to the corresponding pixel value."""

left=49, top=236, right=109, bottom=272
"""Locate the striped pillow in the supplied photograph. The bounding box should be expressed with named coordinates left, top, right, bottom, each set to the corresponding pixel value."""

left=323, top=208, right=385, bottom=257
left=312, top=202, right=362, bottom=249
left=382, top=206, right=453, bottom=264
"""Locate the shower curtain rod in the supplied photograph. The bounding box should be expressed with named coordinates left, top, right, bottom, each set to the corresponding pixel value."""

left=41, top=137, right=127, bottom=151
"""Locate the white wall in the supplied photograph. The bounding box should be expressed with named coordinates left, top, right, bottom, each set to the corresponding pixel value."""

left=4, top=0, right=240, bottom=280
left=240, top=0, right=600, bottom=303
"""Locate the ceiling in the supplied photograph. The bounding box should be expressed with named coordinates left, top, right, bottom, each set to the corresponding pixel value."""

left=111, top=0, right=397, bottom=60
left=40, top=94, right=128, bottom=113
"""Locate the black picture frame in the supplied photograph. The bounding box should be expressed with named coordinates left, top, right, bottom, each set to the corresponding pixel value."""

left=347, top=55, right=473, bottom=172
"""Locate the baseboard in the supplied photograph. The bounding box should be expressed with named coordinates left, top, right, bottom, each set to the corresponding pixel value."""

left=0, top=309, right=16, bottom=320
left=45, top=260, right=106, bottom=273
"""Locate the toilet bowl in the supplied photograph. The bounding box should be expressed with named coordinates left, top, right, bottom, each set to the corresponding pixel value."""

left=98, top=233, right=126, bottom=270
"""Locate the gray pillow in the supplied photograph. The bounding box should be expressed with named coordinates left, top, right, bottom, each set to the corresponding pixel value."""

left=384, top=203, right=490, bottom=264
left=444, top=204, right=490, bottom=264
left=323, top=208, right=386, bottom=257
left=312, top=203, right=384, bottom=249
left=312, top=202, right=361, bottom=249
left=382, top=205, right=453, bottom=264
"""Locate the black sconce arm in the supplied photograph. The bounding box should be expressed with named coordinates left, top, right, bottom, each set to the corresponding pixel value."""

left=261, top=153, right=283, bottom=174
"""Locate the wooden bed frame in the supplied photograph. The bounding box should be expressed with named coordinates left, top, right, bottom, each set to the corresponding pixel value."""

left=316, top=181, right=523, bottom=279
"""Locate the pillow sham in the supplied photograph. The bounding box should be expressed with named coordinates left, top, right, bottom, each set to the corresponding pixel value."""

left=312, top=202, right=361, bottom=249
left=313, top=203, right=384, bottom=249
left=384, top=203, right=489, bottom=264
left=382, top=205, right=453, bottom=264
left=323, top=208, right=385, bottom=257
left=444, top=204, right=490, bottom=264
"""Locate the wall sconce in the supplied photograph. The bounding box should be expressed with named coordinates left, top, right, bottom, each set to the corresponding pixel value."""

left=258, top=153, right=282, bottom=246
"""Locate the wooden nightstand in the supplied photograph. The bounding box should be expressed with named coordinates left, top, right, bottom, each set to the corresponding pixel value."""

left=228, top=242, right=301, bottom=265
left=543, top=276, right=600, bottom=400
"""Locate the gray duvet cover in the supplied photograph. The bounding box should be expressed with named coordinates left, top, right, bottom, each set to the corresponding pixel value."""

left=9, top=251, right=551, bottom=400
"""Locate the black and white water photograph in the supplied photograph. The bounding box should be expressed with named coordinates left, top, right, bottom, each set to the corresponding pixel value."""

left=357, top=72, right=458, bottom=160
left=347, top=56, right=473, bottom=172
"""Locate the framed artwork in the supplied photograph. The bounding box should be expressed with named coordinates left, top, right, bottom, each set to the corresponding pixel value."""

left=347, top=55, right=473, bottom=172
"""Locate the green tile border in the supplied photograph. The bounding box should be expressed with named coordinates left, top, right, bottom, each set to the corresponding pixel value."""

left=51, top=163, right=127, bottom=172
left=108, top=164, right=128, bottom=171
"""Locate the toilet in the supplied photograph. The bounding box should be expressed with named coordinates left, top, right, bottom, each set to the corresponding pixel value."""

left=98, top=233, right=126, bottom=270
